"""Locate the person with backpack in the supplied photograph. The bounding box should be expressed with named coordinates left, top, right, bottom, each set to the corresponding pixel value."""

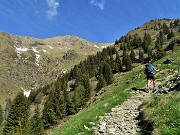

left=144, top=62, right=156, bottom=93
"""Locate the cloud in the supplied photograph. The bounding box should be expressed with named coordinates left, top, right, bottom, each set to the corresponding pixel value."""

left=90, top=0, right=105, bottom=10
left=46, top=0, right=59, bottom=20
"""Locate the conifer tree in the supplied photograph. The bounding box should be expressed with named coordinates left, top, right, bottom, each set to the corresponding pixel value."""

left=122, top=46, right=127, bottom=65
left=109, top=52, right=116, bottom=73
left=162, top=23, right=170, bottom=34
left=42, top=94, right=57, bottom=129
left=159, top=30, right=164, bottom=45
left=125, top=54, right=132, bottom=71
left=73, top=84, right=86, bottom=112
left=30, top=106, right=44, bottom=135
left=167, top=30, right=175, bottom=39
left=3, top=92, right=30, bottom=135
left=102, top=62, right=113, bottom=85
left=132, top=34, right=142, bottom=48
left=138, top=48, right=144, bottom=63
left=64, top=91, right=75, bottom=115
left=147, top=48, right=153, bottom=61
left=170, top=22, right=174, bottom=28
left=115, top=52, right=123, bottom=72
left=115, top=39, right=118, bottom=45
left=130, top=49, right=136, bottom=63
left=54, top=90, right=66, bottom=120
left=96, top=73, right=106, bottom=91
left=142, top=32, right=151, bottom=53
left=81, top=74, right=91, bottom=100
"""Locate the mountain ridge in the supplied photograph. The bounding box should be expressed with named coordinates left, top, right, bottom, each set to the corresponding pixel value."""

left=0, top=31, right=111, bottom=107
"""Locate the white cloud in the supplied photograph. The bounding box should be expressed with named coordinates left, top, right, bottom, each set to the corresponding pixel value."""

left=46, top=0, right=59, bottom=20
left=90, top=0, right=105, bottom=10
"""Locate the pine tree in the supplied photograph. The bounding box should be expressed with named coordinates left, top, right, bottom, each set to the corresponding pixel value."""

left=167, top=30, right=175, bottom=39
left=64, top=91, right=75, bottom=115
left=125, top=54, right=132, bottom=71
left=115, top=52, right=123, bottom=72
left=30, top=106, right=44, bottom=135
left=54, top=90, right=66, bottom=120
left=42, top=94, right=57, bottom=129
left=73, top=84, right=86, bottom=112
left=170, top=22, right=174, bottom=28
left=132, top=34, right=142, bottom=48
left=147, top=48, right=153, bottom=61
left=81, top=74, right=92, bottom=100
left=96, top=73, right=106, bottom=91
left=3, top=92, right=30, bottom=135
left=142, top=32, right=151, bottom=53
left=162, top=23, right=170, bottom=34
left=159, top=30, right=164, bottom=45
left=0, top=104, right=3, bottom=126
left=109, top=52, right=116, bottom=73
left=115, top=39, right=118, bottom=45
left=130, top=49, right=136, bottom=63
left=138, top=48, right=144, bottom=63
left=102, top=62, right=113, bottom=85
left=122, top=46, right=127, bottom=65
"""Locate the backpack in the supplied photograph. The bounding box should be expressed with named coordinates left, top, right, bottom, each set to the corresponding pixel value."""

left=145, top=64, right=153, bottom=75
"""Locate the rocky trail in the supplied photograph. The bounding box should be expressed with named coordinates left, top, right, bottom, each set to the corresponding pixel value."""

left=93, top=72, right=180, bottom=135
left=94, top=90, right=148, bottom=135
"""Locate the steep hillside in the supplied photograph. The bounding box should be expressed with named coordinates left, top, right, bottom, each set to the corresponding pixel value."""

left=49, top=18, right=180, bottom=135
left=50, top=39, right=180, bottom=135
left=0, top=32, right=111, bottom=107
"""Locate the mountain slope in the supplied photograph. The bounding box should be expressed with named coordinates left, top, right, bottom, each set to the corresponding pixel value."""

left=51, top=43, right=180, bottom=135
left=49, top=18, right=180, bottom=135
left=0, top=32, right=111, bottom=107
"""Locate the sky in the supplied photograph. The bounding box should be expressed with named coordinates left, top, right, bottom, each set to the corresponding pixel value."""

left=0, top=0, right=179, bottom=43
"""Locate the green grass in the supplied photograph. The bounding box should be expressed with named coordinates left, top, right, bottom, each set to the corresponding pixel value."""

left=49, top=65, right=147, bottom=135
left=142, top=91, right=180, bottom=135
left=50, top=49, right=180, bottom=135
left=141, top=49, right=180, bottom=135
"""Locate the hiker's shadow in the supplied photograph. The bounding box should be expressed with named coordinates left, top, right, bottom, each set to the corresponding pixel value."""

left=131, top=87, right=147, bottom=92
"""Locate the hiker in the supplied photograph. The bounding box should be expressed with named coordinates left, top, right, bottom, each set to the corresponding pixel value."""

left=144, top=62, right=156, bottom=92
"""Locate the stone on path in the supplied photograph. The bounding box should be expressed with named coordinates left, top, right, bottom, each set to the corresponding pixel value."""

left=93, top=91, right=148, bottom=135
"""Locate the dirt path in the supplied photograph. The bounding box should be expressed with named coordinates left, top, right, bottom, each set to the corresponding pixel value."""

left=94, top=90, right=148, bottom=135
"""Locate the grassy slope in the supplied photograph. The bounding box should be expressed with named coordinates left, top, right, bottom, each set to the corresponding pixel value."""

left=50, top=64, right=147, bottom=135
left=141, top=49, right=180, bottom=135
left=50, top=49, right=180, bottom=135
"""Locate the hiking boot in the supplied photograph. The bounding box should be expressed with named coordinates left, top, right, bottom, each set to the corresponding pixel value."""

left=146, top=88, right=150, bottom=93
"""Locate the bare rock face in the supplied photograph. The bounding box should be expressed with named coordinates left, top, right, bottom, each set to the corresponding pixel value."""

left=62, top=50, right=79, bottom=60
left=93, top=91, right=148, bottom=135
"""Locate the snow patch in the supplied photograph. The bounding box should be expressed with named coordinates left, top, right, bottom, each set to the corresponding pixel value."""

left=32, top=47, right=40, bottom=53
left=101, top=46, right=108, bottom=48
left=15, top=47, right=29, bottom=52
left=94, top=45, right=99, bottom=48
left=47, top=45, right=53, bottom=49
left=35, top=54, right=40, bottom=66
left=21, top=87, right=31, bottom=98
left=15, top=47, right=29, bottom=58
left=43, top=50, right=47, bottom=52
left=32, top=47, right=41, bottom=67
